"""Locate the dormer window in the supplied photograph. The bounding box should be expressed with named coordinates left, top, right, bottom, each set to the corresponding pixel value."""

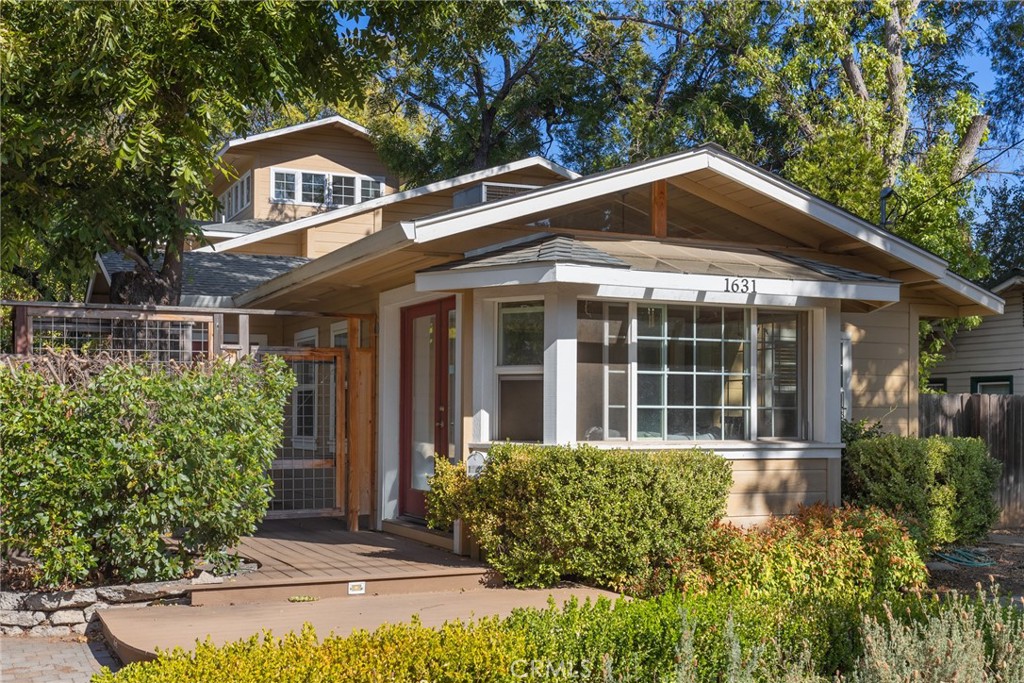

left=273, top=170, right=296, bottom=202
left=215, top=171, right=252, bottom=221
left=271, top=167, right=384, bottom=207
left=301, top=172, right=326, bottom=204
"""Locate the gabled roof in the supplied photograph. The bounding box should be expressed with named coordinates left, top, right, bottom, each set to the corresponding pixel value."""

left=991, top=268, right=1024, bottom=295
left=195, top=156, right=579, bottom=254
left=97, top=251, right=309, bottom=307
left=234, top=145, right=1004, bottom=316
left=216, top=115, right=370, bottom=159
left=429, top=234, right=631, bottom=271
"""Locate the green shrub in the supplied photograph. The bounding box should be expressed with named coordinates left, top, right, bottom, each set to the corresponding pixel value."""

left=0, top=353, right=294, bottom=587
left=844, top=435, right=1001, bottom=549
left=663, top=505, right=927, bottom=604
left=427, top=443, right=732, bottom=589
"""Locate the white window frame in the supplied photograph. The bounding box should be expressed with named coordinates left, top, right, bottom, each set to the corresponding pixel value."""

left=215, top=171, right=252, bottom=222
left=493, top=298, right=545, bottom=442
left=578, top=300, right=810, bottom=443
left=269, top=166, right=386, bottom=207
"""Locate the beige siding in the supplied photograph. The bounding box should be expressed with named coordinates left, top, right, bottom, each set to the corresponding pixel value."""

left=724, top=458, right=830, bottom=527
left=842, top=301, right=920, bottom=435
left=931, top=285, right=1024, bottom=393
left=304, top=210, right=382, bottom=258
left=246, top=129, right=396, bottom=222
left=231, top=234, right=303, bottom=257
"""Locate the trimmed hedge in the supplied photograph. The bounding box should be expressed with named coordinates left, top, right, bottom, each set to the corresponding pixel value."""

left=426, top=443, right=732, bottom=589
left=660, top=504, right=927, bottom=603
left=0, top=353, right=294, bottom=587
left=92, top=589, right=1023, bottom=683
left=844, top=435, right=1000, bottom=549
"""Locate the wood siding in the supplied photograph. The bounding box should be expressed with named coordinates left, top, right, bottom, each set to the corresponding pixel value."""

left=243, top=128, right=396, bottom=223
left=725, top=458, right=831, bottom=527
left=930, top=285, right=1023, bottom=394
left=843, top=301, right=920, bottom=435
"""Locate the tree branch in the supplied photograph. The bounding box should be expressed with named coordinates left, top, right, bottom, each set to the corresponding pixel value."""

left=881, top=0, right=919, bottom=185
left=840, top=52, right=869, bottom=101
left=950, top=114, right=990, bottom=182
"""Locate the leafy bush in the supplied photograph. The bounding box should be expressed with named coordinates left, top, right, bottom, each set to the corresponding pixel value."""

left=427, top=443, right=732, bottom=589
left=0, top=353, right=294, bottom=587
left=662, top=505, right=927, bottom=603
left=844, top=435, right=1001, bottom=549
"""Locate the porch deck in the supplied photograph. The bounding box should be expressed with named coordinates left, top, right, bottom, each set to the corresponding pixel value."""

left=188, top=518, right=493, bottom=605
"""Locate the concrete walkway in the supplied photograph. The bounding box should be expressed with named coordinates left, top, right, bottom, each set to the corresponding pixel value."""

left=101, top=586, right=621, bottom=664
left=0, top=636, right=121, bottom=683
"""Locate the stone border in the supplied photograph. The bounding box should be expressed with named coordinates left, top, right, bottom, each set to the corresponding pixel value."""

left=1, top=580, right=190, bottom=637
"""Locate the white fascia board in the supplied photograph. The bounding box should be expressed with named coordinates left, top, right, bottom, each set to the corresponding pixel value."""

left=93, top=253, right=112, bottom=285
left=416, top=262, right=901, bottom=303
left=195, top=156, right=579, bottom=254
left=180, top=295, right=236, bottom=308
left=992, top=274, right=1024, bottom=295
left=201, top=230, right=252, bottom=240
left=706, top=156, right=949, bottom=277
left=411, top=152, right=710, bottom=243
left=233, top=222, right=415, bottom=306
left=215, top=116, right=370, bottom=158
left=937, top=271, right=1005, bottom=314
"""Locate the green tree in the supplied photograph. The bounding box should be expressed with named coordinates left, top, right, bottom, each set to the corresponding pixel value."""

left=976, top=181, right=1024, bottom=284
left=366, top=1, right=583, bottom=185
left=1, top=1, right=361, bottom=304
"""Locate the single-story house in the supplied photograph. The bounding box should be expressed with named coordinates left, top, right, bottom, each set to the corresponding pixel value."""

left=70, top=138, right=1004, bottom=550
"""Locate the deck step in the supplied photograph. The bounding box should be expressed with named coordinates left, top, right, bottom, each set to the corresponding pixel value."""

left=101, top=586, right=620, bottom=665
left=189, top=566, right=498, bottom=606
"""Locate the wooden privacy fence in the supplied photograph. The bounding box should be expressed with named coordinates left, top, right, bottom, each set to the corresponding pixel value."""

left=920, top=393, right=1024, bottom=526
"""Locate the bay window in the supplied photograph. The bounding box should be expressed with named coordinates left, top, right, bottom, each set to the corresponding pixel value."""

left=577, top=302, right=806, bottom=442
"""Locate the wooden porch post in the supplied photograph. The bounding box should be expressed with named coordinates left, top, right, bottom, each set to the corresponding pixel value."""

left=12, top=305, right=31, bottom=354
left=238, top=314, right=250, bottom=358
left=651, top=180, right=668, bottom=238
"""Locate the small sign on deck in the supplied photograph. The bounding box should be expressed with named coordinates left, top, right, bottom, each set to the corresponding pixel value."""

left=347, top=581, right=366, bottom=595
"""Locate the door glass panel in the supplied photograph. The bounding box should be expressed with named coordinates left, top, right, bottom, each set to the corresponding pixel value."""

left=447, top=308, right=457, bottom=459
left=410, top=314, right=436, bottom=492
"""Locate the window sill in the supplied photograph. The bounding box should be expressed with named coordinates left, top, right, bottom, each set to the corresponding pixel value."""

left=469, top=440, right=843, bottom=459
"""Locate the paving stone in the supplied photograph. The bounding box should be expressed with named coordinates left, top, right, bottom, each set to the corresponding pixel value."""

left=96, top=580, right=188, bottom=604
left=0, top=610, right=46, bottom=627
left=22, top=587, right=96, bottom=611
left=0, top=635, right=123, bottom=682
left=926, top=561, right=956, bottom=572
left=50, top=609, right=87, bottom=625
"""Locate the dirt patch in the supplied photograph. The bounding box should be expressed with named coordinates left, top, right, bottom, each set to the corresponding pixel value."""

left=927, top=528, right=1024, bottom=598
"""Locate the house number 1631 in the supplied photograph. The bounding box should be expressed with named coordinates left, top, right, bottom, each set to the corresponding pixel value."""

left=724, top=278, right=756, bottom=293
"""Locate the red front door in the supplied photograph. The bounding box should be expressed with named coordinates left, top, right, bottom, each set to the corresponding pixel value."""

left=399, top=298, right=456, bottom=519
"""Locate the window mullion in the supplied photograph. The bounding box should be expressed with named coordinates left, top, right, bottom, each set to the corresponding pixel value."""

left=628, top=301, right=637, bottom=442
left=749, top=309, right=757, bottom=444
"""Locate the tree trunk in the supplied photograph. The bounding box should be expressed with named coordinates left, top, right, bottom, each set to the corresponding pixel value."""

left=950, top=114, right=990, bottom=182
left=109, top=230, right=186, bottom=306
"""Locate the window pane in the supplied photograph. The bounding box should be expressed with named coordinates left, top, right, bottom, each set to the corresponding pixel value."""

left=637, top=374, right=662, bottom=406
left=667, top=339, right=693, bottom=371
left=668, top=374, right=693, bottom=406
left=499, top=301, right=544, bottom=365
left=302, top=173, right=326, bottom=203
left=696, top=307, right=722, bottom=338
left=667, top=306, right=694, bottom=338
left=498, top=377, right=543, bottom=441
left=695, top=409, right=721, bottom=439
left=273, top=171, right=295, bottom=201
left=696, top=375, right=721, bottom=406
left=637, top=340, right=663, bottom=370
left=695, top=341, right=720, bottom=372
left=637, top=408, right=663, bottom=439
left=361, top=178, right=383, bottom=202
left=757, top=312, right=801, bottom=438
left=577, top=301, right=628, bottom=441
left=667, top=409, right=694, bottom=440
left=331, top=176, right=356, bottom=205
left=723, top=309, right=746, bottom=339
left=637, top=305, right=663, bottom=337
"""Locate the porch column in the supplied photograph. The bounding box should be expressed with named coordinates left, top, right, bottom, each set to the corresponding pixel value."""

left=813, top=302, right=843, bottom=504
left=544, top=288, right=577, bottom=444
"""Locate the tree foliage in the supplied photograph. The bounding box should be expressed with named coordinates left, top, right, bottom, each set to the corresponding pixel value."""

left=976, top=181, right=1024, bottom=284
left=1, top=0, right=359, bottom=304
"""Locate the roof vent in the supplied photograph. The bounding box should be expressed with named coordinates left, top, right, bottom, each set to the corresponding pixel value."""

left=453, top=182, right=539, bottom=209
